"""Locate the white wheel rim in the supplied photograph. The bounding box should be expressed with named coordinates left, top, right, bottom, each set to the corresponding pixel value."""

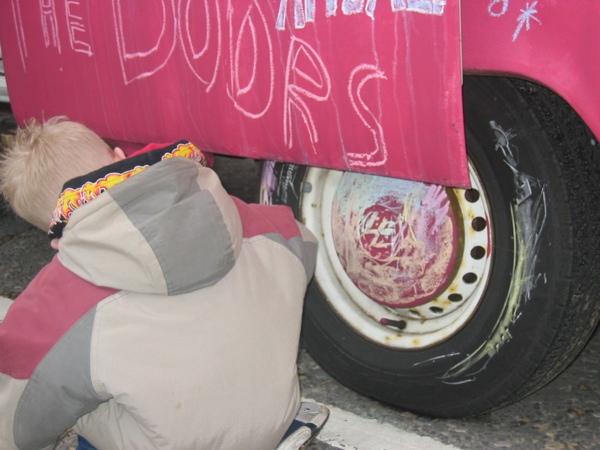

left=301, top=166, right=493, bottom=349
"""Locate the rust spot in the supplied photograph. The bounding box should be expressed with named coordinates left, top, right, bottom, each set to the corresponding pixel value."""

left=383, top=333, right=403, bottom=343
left=412, top=338, right=421, bottom=346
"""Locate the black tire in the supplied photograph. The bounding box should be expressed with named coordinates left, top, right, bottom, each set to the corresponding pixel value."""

left=260, top=76, right=600, bottom=417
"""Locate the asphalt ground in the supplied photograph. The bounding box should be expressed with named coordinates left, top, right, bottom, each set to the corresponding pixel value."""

left=1, top=107, right=600, bottom=449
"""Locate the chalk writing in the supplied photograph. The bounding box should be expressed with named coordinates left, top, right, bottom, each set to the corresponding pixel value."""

left=412, top=352, right=461, bottom=368
left=5, top=0, right=462, bottom=184
left=487, top=0, right=508, bottom=17
left=421, top=185, right=449, bottom=233
left=226, top=0, right=274, bottom=119
left=276, top=0, right=337, bottom=30
left=392, top=0, right=446, bottom=15
left=283, top=36, right=331, bottom=151
left=179, top=0, right=221, bottom=93
left=343, top=0, right=378, bottom=19
left=276, top=0, right=446, bottom=30
left=112, top=0, right=177, bottom=84
left=357, top=203, right=406, bottom=262
left=486, top=0, right=542, bottom=41
left=40, top=0, right=61, bottom=53
left=490, top=120, right=517, bottom=165
left=513, top=1, right=541, bottom=42
left=65, top=0, right=93, bottom=56
left=10, top=0, right=28, bottom=72
left=442, top=120, right=547, bottom=381
left=347, top=64, right=388, bottom=167
left=334, top=175, right=455, bottom=307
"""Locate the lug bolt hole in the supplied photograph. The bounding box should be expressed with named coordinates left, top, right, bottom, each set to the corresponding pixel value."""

left=471, top=246, right=486, bottom=260
left=472, top=217, right=487, bottom=232
left=429, top=307, right=444, bottom=314
left=380, top=318, right=407, bottom=329
left=449, top=293, right=463, bottom=302
left=464, top=189, right=480, bottom=203
left=463, top=272, right=478, bottom=284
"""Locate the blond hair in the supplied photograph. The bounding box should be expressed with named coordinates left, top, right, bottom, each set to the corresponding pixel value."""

left=0, top=117, right=116, bottom=230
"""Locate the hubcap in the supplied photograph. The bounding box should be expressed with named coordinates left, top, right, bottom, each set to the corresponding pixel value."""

left=301, top=164, right=492, bottom=349
left=331, top=174, right=462, bottom=308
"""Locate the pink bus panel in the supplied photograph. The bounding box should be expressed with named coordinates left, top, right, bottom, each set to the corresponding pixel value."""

left=0, top=0, right=468, bottom=187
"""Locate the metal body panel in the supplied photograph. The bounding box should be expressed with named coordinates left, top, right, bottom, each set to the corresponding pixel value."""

left=462, top=0, right=600, bottom=142
left=1, top=2, right=597, bottom=188
left=0, top=0, right=466, bottom=186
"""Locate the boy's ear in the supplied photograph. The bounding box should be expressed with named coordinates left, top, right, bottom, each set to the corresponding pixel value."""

left=113, top=147, right=126, bottom=162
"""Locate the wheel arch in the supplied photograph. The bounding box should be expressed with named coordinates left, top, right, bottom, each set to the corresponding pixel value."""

left=260, top=75, right=600, bottom=417
left=462, top=0, right=600, bottom=146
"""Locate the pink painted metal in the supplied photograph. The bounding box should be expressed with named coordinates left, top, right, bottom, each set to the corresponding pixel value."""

left=461, top=0, right=600, bottom=144
left=1, top=2, right=597, bottom=190
left=0, top=0, right=467, bottom=187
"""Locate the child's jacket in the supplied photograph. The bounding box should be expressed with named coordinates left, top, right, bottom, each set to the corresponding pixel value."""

left=0, top=142, right=317, bottom=450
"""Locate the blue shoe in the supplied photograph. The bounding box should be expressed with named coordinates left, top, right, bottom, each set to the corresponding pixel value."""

left=276, top=402, right=329, bottom=450
left=76, top=435, right=97, bottom=450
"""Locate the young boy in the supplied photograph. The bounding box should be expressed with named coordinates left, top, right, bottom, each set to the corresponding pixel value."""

left=0, top=117, right=321, bottom=449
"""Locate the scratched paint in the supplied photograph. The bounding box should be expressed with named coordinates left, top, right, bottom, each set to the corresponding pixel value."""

left=441, top=121, right=547, bottom=381
left=331, top=173, right=458, bottom=308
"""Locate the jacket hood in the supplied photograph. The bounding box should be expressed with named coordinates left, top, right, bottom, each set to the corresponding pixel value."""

left=57, top=157, right=243, bottom=296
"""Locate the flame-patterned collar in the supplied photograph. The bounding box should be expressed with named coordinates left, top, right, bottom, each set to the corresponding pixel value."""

left=48, top=140, right=207, bottom=240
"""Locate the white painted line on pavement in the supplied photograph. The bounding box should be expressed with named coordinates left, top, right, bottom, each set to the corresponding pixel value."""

left=0, top=296, right=13, bottom=322
left=313, top=404, right=461, bottom=450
